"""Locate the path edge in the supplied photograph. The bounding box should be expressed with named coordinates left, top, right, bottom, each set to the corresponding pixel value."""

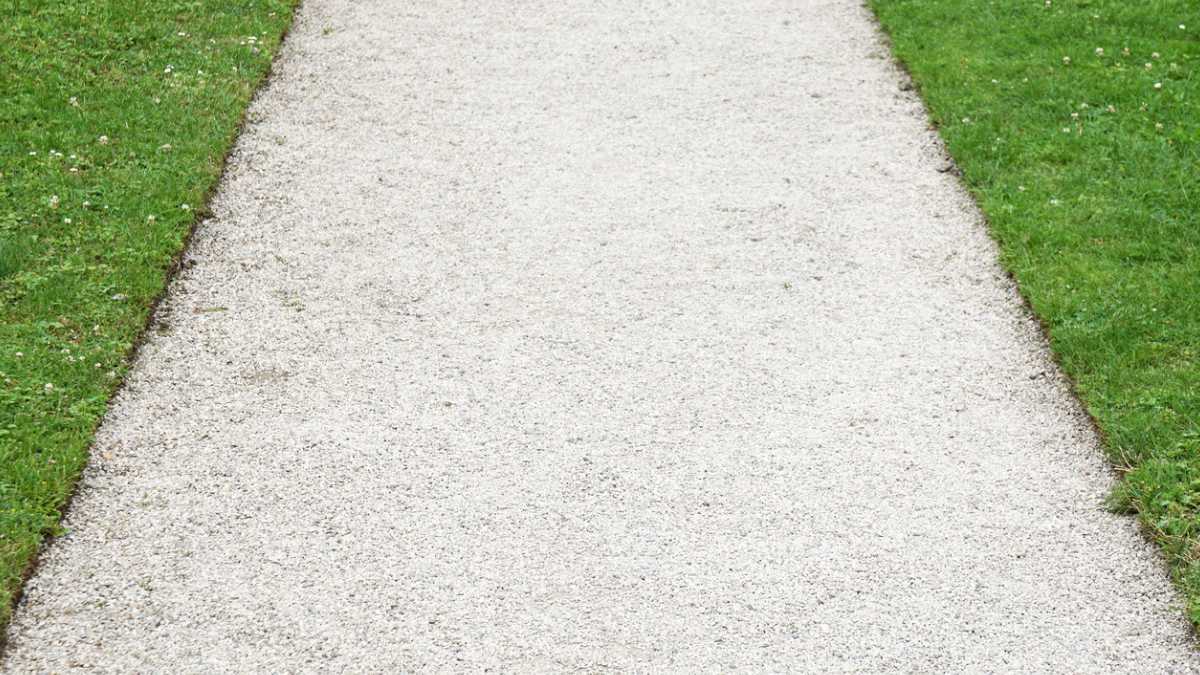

left=859, top=0, right=1198, bottom=640
left=0, top=1, right=306, bottom=656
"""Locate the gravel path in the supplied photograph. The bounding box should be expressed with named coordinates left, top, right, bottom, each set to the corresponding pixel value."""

left=5, top=0, right=1198, bottom=671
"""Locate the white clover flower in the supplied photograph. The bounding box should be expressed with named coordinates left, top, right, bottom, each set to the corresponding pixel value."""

left=68, top=96, right=79, bottom=107
left=1095, top=47, right=1104, bottom=56
left=1154, top=82, right=1163, bottom=89
left=1062, top=56, right=1071, bottom=65
left=1152, top=52, right=1161, bottom=59
left=43, top=383, right=53, bottom=392
left=98, top=135, right=109, bottom=144
left=180, top=204, right=190, bottom=210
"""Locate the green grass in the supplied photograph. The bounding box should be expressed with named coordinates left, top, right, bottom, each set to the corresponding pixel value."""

left=869, top=0, right=1200, bottom=621
left=0, top=0, right=296, bottom=626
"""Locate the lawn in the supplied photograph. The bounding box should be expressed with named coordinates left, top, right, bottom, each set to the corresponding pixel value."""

left=0, top=0, right=297, bottom=627
left=869, top=0, right=1200, bottom=621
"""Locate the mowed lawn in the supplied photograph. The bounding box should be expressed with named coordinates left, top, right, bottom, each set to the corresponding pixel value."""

left=0, top=0, right=296, bottom=625
left=869, top=1, right=1200, bottom=620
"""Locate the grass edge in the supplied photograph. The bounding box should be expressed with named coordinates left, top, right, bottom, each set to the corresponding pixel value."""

left=0, top=0, right=304, bottom=652
left=860, top=0, right=1200, bottom=637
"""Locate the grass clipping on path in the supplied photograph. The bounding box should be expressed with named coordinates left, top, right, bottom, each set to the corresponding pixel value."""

left=870, top=1, right=1200, bottom=620
left=0, top=0, right=296, bottom=623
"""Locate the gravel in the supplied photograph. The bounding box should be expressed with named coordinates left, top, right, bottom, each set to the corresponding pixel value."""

left=5, top=0, right=1198, bottom=671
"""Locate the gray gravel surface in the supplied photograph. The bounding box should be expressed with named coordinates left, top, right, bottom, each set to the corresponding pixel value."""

left=5, top=0, right=1198, bottom=671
